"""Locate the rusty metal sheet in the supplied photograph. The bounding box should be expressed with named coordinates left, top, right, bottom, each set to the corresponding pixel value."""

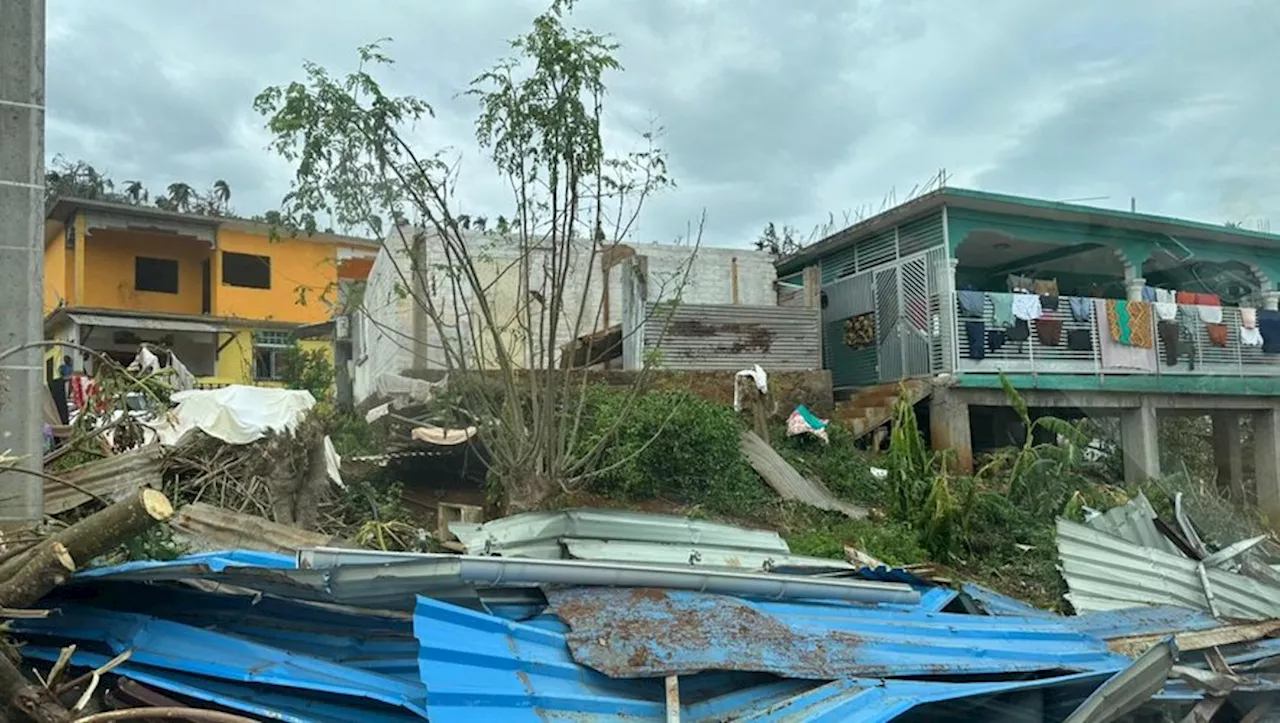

left=547, top=587, right=1128, bottom=680
left=44, top=444, right=164, bottom=514
left=642, top=303, right=821, bottom=371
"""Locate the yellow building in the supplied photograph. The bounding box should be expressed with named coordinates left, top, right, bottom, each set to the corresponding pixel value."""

left=42, top=197, right=377, bottom=387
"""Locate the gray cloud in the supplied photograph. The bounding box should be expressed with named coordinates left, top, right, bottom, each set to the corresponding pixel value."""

left=45, top=0, right=1280, bottom=246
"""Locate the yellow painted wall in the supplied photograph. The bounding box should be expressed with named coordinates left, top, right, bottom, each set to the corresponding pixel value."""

left=81, top=229, right=209, bottom=314
left=214, top=229, right=336, bottom=323
left=44, top=230, right=66, bottom=314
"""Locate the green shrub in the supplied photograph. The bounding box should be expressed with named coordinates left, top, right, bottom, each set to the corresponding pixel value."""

left=784, top=513, right=927, bottom=566
left=773, top=422, right=887, bottom=506
left=576, top=386, right=768, bottom=513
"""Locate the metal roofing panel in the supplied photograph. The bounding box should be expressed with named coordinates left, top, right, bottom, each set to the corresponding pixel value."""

left=84, top=549, right=915, bottom=608
left=546, top=588, right=1130, bottom=679
left=961, top=582, right=1061, bottom=618
left=1063, top=638, right=1176, bottom=723
left=66, top=311, right=232, bottom=334
left=22, top=647, right=421, bottom=723
left=641, top=303, right=822, bottom=372
left=1083, top=493, right=1182, bottom=556
left=1056, top=519, right=1280, bottom=620
left=44, top=444, right=164, bottom=515
left=450, top=508, right=790, bottom=557
left=13, top=605, right=430, bottom=717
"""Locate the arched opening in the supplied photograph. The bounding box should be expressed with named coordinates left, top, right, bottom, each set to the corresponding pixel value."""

left=954, top=231, right=1127, bottom=296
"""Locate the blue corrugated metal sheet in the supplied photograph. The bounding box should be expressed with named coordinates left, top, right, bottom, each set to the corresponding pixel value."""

left=74, top=549, right=295, bottom=578
left=546, top=588, right=1130, bottom=679
left=22, top=647, right=421, bottom=723
left=961, top=582, right=1061, bottom=618
left=14, top=605, right=429, bottom=717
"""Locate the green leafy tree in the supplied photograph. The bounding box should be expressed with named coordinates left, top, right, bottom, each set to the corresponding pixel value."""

left=279, top=342, right=336, bottom=401
left=253, top=2, right=696, bottom=511
left=754, top=222, right=803, bottom=259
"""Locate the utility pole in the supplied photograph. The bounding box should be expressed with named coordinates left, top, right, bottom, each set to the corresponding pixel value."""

left=0, top=0, right=47, bottom=522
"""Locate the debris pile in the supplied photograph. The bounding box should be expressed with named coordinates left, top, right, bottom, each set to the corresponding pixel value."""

left=2, top=507, right=1275, bottom=721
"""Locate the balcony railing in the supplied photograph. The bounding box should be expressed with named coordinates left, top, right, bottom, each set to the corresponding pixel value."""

left=948, top=292, right=1280, bottom=378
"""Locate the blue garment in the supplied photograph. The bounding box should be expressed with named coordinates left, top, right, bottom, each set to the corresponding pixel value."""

left=957, top=290, right=986, bottom=318
left=1259, top=309, right=1280, bottom=354
left=1068, top=297, right=1092, bottom=322
left=965, top=321, right=986, bottom=360
left=1142, top=286, right=1157, bottom=302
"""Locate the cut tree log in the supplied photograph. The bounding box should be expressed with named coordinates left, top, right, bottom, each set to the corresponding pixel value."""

left=0, top=644, right=70, bottom=723
left=0, top=541, right=74, bottom=609
left=0, top=488, right=173, bottom=582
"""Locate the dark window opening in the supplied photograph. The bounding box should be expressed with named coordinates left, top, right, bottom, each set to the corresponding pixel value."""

left=135, top=257, right=179, bottom=294
left=223, top=252, right=271, bottom=289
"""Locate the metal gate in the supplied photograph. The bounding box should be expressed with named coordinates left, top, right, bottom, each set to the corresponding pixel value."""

left=875, top=250, right=943, bottom=382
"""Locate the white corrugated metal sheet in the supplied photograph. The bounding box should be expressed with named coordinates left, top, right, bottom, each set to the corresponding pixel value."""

left=1056, top=519, right=1280, bottom=620
left=67, top=312, right=230, bottom=334
left=44, top=444, right=164, bottom=514
left=641, top=303, right=821, bottom=371
left=1083, top=493, right=1182, bottom=557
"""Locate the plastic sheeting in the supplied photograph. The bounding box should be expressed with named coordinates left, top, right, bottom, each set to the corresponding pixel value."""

left=151, top=385, right=317, bottom=446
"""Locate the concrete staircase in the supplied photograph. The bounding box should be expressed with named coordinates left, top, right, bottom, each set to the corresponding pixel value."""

left=832, top=378, right=933, bottom=443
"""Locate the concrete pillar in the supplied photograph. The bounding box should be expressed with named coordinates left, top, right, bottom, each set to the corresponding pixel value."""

left=0, top=0, right=46, bottom=523
left=1252, top=408, right=1280, bottom=527
left=1120, top=401, right=1160, bottom=483
left=1124, top=277, right=1147, bottom=302
left=1263, top=291, right=1280, bottom=312
left=1212, top=412, right=1246, bottom=500
left=930, top=387, right=973, bottom=473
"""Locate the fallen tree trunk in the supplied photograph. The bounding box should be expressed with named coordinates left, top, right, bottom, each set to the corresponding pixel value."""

left=0, top=488, right=173, bottom=581
left=0, top=645, right=70, bottom=723
left=0, top=541, right=74, bottom=609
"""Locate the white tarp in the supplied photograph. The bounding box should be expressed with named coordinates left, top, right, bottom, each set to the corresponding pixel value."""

left=152, top=385, right=317, bottom=447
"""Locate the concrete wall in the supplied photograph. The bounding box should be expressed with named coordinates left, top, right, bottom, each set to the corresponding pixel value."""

left=351, top=227, right=778, bottom=404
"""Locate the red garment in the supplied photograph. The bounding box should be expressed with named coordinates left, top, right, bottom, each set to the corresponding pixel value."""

left=1196, top=293, right=1221, bottom=307
left=1176, top=291, right=1197, bottom=304
left=69, top=374, right=100, bottom=412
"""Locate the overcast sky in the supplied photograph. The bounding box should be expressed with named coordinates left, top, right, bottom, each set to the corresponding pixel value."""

left=46, top=0, right=1280, bottom=247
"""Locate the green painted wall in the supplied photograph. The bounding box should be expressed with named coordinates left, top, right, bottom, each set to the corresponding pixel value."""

left=956, top=371, right=1280, bottom=397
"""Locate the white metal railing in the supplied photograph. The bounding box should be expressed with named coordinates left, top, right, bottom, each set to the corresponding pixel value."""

left=947, top=291, right=1280, bottom=378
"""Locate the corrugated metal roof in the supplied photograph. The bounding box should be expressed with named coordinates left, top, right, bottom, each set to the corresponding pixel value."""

left=1083, top=493, right=1182, bottom=556
left=642, top=303, right=821, bottom=371
left=13, top=605, right=430, bottom=717
left=83, top=549, right=917, bottom=608
left=545, top=588, right=1130, bottom=679
left=1063, top=639, right=1176, bottom=723
left=44, top=444, right=164, bottom=514
left=1056, top=519, right=1280, bottom=620
left=66, top=311, right=232, bottom=334
left=961, top=583, right=1061, bottom=618
left=450, top=508, right=791, bottom=557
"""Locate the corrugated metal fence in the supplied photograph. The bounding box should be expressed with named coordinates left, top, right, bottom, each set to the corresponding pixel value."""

left=635, top=303, right=821, bottom=371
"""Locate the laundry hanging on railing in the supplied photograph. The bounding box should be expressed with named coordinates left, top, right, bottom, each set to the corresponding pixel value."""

left=1241, top=326, right=1264, bottom=347
left=1035, top=318, right=1063, bottom=346
left=991, top=293, right=1015, bottom=329
left=1258, top=309, right=1280, bottom=354
left=1066, top=329, right=1092, bottom=351
left=1241, top=307, right=1258, bottom=329
left=1068, top=297, right=1092, bottom=322
left=1098, top=299, right=1157, bottom=372
left=1106, top=299, right=1154, bottom=349
left=1012, top=293, right=1042, bottom=321
left=957, top=290, right=985, bottom=319
left=965, top=321, right=986, bottom=360
left=1205, top=323, right=1229, bottom=347
left=1158, top=321, right=1182, bottom=366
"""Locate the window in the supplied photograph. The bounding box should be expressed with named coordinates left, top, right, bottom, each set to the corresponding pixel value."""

left=223, top=252, right=271, bottom=289
left=135, top=257, right=179, bottom=294
left=253, top=330, right=292, bottom=381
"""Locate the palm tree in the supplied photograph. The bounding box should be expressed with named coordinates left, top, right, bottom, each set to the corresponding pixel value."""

left=166, top=182, right=195, bottom=212
left=212, top=179, right=231, bottom=209
left=124, top=180, right=147, bottom=205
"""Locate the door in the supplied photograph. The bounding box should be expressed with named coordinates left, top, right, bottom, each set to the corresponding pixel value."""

left=201, top=260, right=211, bottom=314
left=874, top=255, right=935, bottom=382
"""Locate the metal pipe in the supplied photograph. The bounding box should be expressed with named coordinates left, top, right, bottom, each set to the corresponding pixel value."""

left=317, top=552, right=921, bottom=606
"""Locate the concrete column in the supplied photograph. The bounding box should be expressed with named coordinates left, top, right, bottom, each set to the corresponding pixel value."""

left=1212, top=412, right=1246, bottom=500
left=930, top=387, right=973, bottom=473
left=1252, top=408, right=1280, bottom=527
left=1120, top=401, right=1160, bottom=483
left=1124, top=277, right=1147, bottom=302
left=0, top=0, right=46, bottom=523
left=1263, top=291, right=1280, bottom=311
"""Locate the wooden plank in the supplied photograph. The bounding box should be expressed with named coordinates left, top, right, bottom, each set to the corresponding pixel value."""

left=740, top=430, right=867, bottom=519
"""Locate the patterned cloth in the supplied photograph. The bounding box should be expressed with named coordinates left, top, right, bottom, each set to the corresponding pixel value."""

left=843, top=312, right=876, bottom=349
left=1107, top=299, right=1154, bottom=349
